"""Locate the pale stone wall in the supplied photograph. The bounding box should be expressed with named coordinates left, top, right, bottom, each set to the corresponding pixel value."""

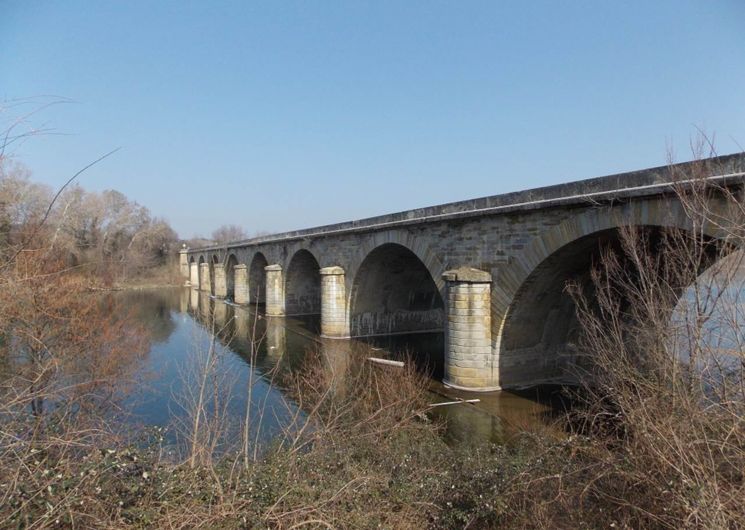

left=179, top=250, right=189, bottom=278
left=442, top=268, right=494, bottom=391
left=265, top=264, right=285, bottom=316
left=189, top=262, right=199, bottom=289
left=320, top=266, right=349, bottom=338
left=214, top=266, right=227, bottom=298
left=234, top=264, right=250, bottom=304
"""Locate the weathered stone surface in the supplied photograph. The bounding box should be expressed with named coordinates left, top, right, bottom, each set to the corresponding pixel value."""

left=214, top=267, right=227, bottom=298
left=233, top=264, right=249, bottom=304
left=285, top=250, right=321, bottom=315
left=265, top=264, right=285, bottom=316
left=442, top=267, right=492, bottom=283
left=179, top=249, right=189, bottom=279
left=189, top=262, right=199, bottom=289
left=443, top=273, right=493, bottom=390
left=320, top=266, right=349, bottom=338
left=184, top=154, right=745, bottom=391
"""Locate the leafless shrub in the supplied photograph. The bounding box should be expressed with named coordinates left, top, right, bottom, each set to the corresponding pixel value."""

left=501, top=145, right=745, bottom=529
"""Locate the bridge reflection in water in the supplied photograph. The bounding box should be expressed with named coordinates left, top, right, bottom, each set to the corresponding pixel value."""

left=125, top=287, right=565, bottom=447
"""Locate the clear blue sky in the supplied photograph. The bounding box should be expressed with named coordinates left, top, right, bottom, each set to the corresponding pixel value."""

left=2, top=1, right=744, bottom=238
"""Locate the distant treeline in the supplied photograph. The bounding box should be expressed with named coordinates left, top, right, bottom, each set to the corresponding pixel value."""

left=0, top=160, right=179, bottom=282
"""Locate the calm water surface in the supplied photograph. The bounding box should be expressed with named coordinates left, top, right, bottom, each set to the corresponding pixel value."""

left=120, top=287, right=566, bottom=448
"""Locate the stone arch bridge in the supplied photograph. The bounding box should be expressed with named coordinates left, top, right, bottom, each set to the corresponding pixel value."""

left=181, top=154, right=745, bottom=392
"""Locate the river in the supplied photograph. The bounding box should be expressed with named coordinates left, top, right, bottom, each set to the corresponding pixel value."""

left=119, top=287, right=567, bottom=449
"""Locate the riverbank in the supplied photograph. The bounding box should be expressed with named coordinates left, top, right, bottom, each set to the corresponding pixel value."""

left=85, top=265, right=184, bottom=291
left=0, top=328, right=557, bottom=529
left=4, top=284, right=745, bottom=528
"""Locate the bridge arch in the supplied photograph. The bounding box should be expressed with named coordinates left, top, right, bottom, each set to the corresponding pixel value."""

left=248, top=252, right=268, bottom=305
left=495, top=201, right=720, bottom=388
left=346, top=231, right=446, bottom=297
left=349, top=242, right=445, bottom=337
left=285, top=249, right=321, bottom=315
left=225, top=253, right=239, bottom=299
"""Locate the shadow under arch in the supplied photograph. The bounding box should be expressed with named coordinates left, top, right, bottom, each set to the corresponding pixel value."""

left=249, top=252, right=268, bottom=305
left=225, top=253, right=239, bottom=300
left=285, top=249, right=321, bottom=316
left=349, top=243, right=446, bottom=378
left=350, top=243, right=445, bottom=337
left=498, top=224, right=728, bottom=389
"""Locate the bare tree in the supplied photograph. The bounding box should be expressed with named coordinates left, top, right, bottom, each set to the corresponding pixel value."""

left=211, top=224, right=248, bottom=244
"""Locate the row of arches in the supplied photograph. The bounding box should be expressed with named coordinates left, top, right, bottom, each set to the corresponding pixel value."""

left=189, top=243, right=445, bottom=334
left=186, top=207, right=727, bottom=389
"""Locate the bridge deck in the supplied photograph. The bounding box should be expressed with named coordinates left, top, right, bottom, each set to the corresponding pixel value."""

left=197, top=153, right=745, bottom=252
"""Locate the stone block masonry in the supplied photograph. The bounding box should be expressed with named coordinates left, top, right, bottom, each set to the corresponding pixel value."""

left=320, top=266, right=349, bottom=338
left=184, top=154, right=745, bottom=391
left=265, top=264, right=285, bottom=316
left=443, top=268, right=495, bottom=391
left=214, top=267, right=227, bottom=298
left=234, top=264, right=250, bottom=304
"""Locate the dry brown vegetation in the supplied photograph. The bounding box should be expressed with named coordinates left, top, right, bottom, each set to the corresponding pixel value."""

left=2, top=110, right=744, bottom=528
left=495, top=152, right=745, bottom=529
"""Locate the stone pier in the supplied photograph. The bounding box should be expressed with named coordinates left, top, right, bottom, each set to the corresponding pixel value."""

left=265, top=264, right=285, bottom=316
left=214, top=266, right=227, bottom=298
left=179, top=249, right=189, bottom=279
left=199, top=263, right=211, bottom=293
left=442, top=268, right=495, bottom=391
left=234, top=264, right=250, bottom=304
left=320, top=266, right=349, bottom=338
left=189, top=262, right=199, bottom=289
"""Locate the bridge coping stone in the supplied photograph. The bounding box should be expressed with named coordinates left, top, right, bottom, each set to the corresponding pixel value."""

left=320, top=265, right=344, bottom=276
left=443, top=267, right=492, bottom=283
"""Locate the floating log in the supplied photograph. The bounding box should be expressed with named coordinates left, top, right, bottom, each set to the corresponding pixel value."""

left=366, top=357, right=405, bottom=368
left=428, top=399, right=480, bottom=408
